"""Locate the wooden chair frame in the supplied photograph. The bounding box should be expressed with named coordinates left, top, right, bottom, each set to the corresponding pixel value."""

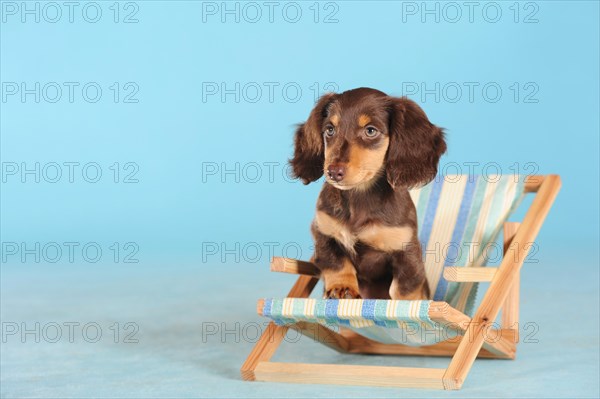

left=241, top=175, right=561, bottom=389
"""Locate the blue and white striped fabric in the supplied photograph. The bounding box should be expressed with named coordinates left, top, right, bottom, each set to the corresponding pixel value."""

left=262, top=298, right=461, bottom=346
left=411, top=175, right=525, bottom=314
left=261, top=175, right=526, bottom=346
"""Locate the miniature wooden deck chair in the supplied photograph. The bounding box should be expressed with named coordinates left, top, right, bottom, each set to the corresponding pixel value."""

left=241, top=174, right=561, bottom=390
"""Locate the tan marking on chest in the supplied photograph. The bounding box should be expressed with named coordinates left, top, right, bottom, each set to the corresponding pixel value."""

left=314, top=211, right=356, bottom=254
left=357, top=224, right=414, bottom=252
left=315, top=211, right=413, bottom=254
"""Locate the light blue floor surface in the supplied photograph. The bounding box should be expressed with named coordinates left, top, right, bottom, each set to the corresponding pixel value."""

left=1, top=254, right=598, bottom=398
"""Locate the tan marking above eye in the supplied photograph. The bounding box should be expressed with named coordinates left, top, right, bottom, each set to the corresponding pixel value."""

left=314, top=211, right=356, bottom=254
left=357, top=224, right=414, bottom=252
left=329, top=114, right=340, bottom=126
left=358, top=114, right=371, bottom=127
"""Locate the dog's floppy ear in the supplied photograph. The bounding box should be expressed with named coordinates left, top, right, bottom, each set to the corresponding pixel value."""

left=290, top=92, right=337, bottom=184
left=386, top=97, right=447, bottom=189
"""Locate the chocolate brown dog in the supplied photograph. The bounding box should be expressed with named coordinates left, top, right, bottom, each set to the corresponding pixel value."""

left=290, top=88, right=446, bottom=300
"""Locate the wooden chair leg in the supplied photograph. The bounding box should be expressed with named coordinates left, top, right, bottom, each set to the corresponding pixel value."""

left=443, top=175, right=561, bottom=389
left=502, top=222, right=521, bottom=342
left=241, top=275, right=318, bottom=380
left=501, top=274, right=520, bottom=342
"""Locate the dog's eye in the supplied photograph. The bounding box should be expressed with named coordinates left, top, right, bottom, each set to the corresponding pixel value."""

left=324, top=126, right=335, bottom=137
left=364, top=126, right=380, bottom=138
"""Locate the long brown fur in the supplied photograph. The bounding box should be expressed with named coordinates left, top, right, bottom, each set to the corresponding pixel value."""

left=290, top=88, right=446, bottom=299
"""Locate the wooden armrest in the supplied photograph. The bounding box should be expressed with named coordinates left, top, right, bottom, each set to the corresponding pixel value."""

left=270, top=257, right=320, bottom=276
left=443, top=267, right=497, bottom=282
left=524, top=175, right=544, bottom=193
left=257, top=299, right=266, bottom=315
left=428, top=301, right=471, bottom=330
left=272, top=258, right=497, bottom=282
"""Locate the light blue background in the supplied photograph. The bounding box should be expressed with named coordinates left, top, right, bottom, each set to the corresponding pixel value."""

left=1, top=1, right=598, bottom=397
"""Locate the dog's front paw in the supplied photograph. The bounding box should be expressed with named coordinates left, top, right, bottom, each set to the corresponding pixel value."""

left=325, top=285, right=361, bottom=299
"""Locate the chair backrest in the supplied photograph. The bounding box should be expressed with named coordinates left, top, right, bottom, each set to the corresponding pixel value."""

left=409, top=175, right=526, bottom=314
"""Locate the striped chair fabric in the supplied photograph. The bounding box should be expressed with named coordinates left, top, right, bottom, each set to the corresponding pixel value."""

left=261, top=175, right=526, bottom=346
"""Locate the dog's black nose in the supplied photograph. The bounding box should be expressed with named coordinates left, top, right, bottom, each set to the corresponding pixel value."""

left=327, top=164, right=346, bottom=182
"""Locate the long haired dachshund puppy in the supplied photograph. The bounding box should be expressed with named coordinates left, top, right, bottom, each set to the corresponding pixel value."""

left=291, top=87, right=446, bottom=300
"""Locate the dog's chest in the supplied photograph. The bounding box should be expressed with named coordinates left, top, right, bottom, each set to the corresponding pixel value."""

left=314, top=210, right=413, bottom=254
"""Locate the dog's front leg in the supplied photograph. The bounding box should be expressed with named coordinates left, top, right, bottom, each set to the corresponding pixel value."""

left=311, top=228, right=361, bottom=299
left=321, top=258, right=361, bottom=299
left=388, top=243, right=430, bottom=300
